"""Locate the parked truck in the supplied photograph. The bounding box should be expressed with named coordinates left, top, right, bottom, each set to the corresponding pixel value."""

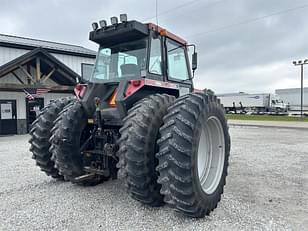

left=217, top=92, right=287, bottom=114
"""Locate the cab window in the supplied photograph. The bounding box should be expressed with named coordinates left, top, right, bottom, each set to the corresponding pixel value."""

left=166, top=39, right=189, bottom=80
left=91, top=38, right=147, bottom=82
left=149, top=37, right=162, bottom=75
left=118, top=53, right=138, bottom=77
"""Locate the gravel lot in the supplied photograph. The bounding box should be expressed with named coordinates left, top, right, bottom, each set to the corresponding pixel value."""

left=0, top=126, right=307, bottom=231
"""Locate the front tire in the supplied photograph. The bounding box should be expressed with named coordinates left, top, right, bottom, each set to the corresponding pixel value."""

left=156, top=93, right=230, bottom=217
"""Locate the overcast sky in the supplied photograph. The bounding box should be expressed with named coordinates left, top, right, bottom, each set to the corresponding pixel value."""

left=1, top=0, right=307, bottom=93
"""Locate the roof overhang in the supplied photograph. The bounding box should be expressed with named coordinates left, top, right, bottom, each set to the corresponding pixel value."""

left=0, top=47, right=79, bottom=86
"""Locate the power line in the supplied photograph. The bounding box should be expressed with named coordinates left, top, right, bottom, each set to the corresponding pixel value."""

left=143, top=0, right=202, bottom=21
left=187, top=3, right=308, bottom=39
left=142, top=0, right=226, bottom=22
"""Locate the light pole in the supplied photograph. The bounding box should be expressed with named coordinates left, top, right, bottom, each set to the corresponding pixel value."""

left=293, top=59, right=308, bottom=119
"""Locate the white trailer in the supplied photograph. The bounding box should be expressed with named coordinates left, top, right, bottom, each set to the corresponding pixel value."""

left=217, top=93, right=287, bottom=113
left=275, top=88, right=308, bottom=111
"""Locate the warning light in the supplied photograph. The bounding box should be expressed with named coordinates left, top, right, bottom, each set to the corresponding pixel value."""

left=108, top=89, right=117, bottom=107
left=160, top=29, right=167, bottom=36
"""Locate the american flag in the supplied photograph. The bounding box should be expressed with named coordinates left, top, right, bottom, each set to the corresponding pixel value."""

left=23, top=88, right=50, bottom=100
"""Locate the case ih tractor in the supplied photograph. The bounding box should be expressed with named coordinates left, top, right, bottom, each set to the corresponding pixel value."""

left=29, top=15, right=230, bottom=218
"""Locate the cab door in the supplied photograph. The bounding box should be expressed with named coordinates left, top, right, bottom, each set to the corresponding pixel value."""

left=165, top=38, right=193, bottom=95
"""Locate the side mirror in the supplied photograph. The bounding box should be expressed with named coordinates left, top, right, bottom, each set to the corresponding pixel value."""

left=79, top=75, right=91, bottom=84
left=192, top=52, right=197, bottom=71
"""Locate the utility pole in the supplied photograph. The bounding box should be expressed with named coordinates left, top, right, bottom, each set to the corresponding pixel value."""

left=293, top=59, right=308, bottom=119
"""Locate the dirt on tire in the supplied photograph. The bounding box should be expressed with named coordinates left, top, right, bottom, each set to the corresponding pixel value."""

left=49, top=101, right=103, bottom=186
left=156, top=92, right=231, bottom=217
left=117, top=94, right=175, bottom=206
left=29, top=97, right=75, bottom=179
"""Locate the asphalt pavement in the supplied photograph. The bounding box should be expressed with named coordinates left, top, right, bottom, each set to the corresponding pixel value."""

left=228, top=119, right=308, bottom=130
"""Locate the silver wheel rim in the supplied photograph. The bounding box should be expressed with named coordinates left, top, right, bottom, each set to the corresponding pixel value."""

left=197, top=116, right=225, bottom=194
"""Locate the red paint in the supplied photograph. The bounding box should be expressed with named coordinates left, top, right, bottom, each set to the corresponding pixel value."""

left=131, top=80, right=142, bottom=87
left=145, top=79, right=179, bottom=89
left=124, top=79, right=180, bottom=99
left=74, top=84, right=87, bottom=99
left=124, top=79, right=145, bottom=99
left=193, top=88, right=204, bottom=93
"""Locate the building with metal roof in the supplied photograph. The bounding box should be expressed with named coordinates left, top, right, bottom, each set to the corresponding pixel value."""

left=0, top=34, right=96, bottom=57
left=0, top=34, right=96, bottom=135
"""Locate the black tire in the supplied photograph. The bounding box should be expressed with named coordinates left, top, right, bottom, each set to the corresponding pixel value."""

left=156, top=92, right=231, bottom=217
left=29, top=97, right=75, bottom=179
left=117, top=94, right=175, bottom=206
left=50, top=101, right=102, bottom=186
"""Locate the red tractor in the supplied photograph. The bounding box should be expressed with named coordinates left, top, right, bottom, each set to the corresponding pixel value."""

left=29, top=15, right=230, bottom=218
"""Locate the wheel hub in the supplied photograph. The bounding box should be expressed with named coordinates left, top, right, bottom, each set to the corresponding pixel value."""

left=197, top=116, right=225, bottom=194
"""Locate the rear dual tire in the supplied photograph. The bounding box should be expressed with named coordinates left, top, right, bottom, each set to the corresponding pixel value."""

left=49, top=101, right=104, bottom=186
left=117, top=94, right=175, bottom=206
left=29, top=97, right=75, bottom=179
left=156, top=92, right=230, bottom=217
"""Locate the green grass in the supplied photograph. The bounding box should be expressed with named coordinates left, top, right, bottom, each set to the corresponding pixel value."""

left=225, top=114, right=308, bottom=122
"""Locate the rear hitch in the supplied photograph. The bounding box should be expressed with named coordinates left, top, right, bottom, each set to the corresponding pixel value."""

left=73, top=173, right=96, bottom=183
left=94, top=97, right=103, bottom=131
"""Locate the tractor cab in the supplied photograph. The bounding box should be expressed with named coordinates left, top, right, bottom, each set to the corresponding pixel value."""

left=87, top=15, right=197, bottom=85
left=76, top=15, right=198, bottom=120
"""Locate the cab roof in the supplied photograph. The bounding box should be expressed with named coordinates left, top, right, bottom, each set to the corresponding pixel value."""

left=147, top=23, right=187, bottom=45
left=89, top=20, right=188, bottom=46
